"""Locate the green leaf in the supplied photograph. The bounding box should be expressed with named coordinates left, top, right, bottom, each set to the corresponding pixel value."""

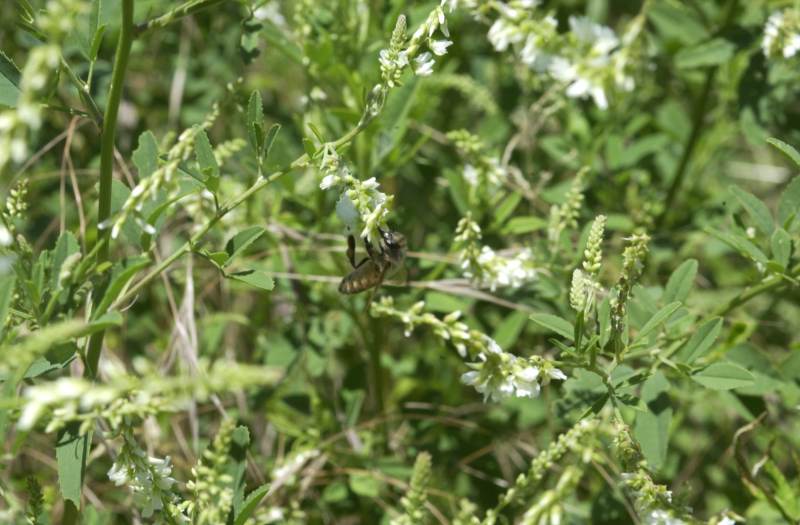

left=529, top=313, right=574, bottom=341
left=647, top=3, right=708, bottom=45
left=663, top=259, right=697, bottom=304
left=89, top=24, right=107, bottom=61
left=132, top=131, right=159, bottom=178
left=258, top=20, right=304, bottom=64
left=492, top=311, right=528, bottom=350
left=50, top=232, right=80, bottom=289
left=692, top=362, right=754, bottom=390
left=598, top=297, right=612, bottom=349
left=778, top=176, right=800, bottom=229
left=224, top=226, right=266, bottom=268
left=349, top=473, right=380, bottom=497
left=675, top=38, right=735, bottom=69
left=229, top=270, right=275, bottom=291
left=92, top=256, right=150, bottom=319
left=634, top=302, right=681, bottom=342
left=767, top=137, right=800, bottom=168
left=262, top=123, right=281, bottom=163
left=0, top=50, right=21, bottom=107
left=443, top=169, right=469, bottom=216
left=229, top=425, right=250, bottom=521
left=302, top=137, right=316, bottom=158
left=679, top=317, right=723, bottom=364
left=706, top=227, right=768, bottom=265
left=233, top=484, right=270, bottom=525
left=729, top=186, right=773, bottom=235
left=634, top=372, right=672, bottom=470
left=247, top=90, right=264, bottom=155
left=194, top=129, right=220, bottom=189
left=24, top=343, right=77, bottom=378
left=374, top=78, right=418, bottom=163
left=502, top=216, right=547, bottom=234
left=0, top=275, right=16, bottom=341
left=491, top=193, right=522, bottom=229
left=322, top=482, right=349, bottom=503
left=56, top=424, right=88, bottom=508
left=771, top=228, right=792, bottom=268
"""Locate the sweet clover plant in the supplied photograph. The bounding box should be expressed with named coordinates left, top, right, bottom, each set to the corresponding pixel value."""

left=1, top=0, right=800, bottom=523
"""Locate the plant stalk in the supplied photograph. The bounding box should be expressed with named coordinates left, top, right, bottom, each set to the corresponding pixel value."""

left=85, top=0, right=134, bottom=379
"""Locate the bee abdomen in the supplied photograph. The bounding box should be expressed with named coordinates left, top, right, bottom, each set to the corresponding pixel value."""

left=339, top=263, right=383, bottom=294
left=339, top=275, right=376, bottom=294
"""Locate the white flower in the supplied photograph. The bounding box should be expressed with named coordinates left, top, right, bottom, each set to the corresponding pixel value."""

left=272, top=450, right=320, bottom=483
left=414, top=52, right=436, bottom=76
left=108, top=462, right=132, bottom=486
left=517, top=366, right=540, bottom=382
left=0, top=226, right=12, bottom=247
left=488, top=19, right=520, bottom=52
left=762, top=10, right=800, bottom=58
left=379, top=49, right=409, bottom=70
left=361, top=177, right=380, bottom=190
left=645, top=509, right=686, bottom=525
left=463, top=164, right=479, bottom=186
left=319, top=174, right=338, bottom=190
left=549, top=57, right=609, bottom=110
left=440, top=0, right=458, bottom=12
left=430, top=39, right=453, bottom=56
left=253, top=2, right=286, bottom=27
left=569, top=16, right=619, bottom=55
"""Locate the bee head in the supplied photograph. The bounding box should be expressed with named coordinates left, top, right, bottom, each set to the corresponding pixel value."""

left=380, top=229, right=406, bottom=263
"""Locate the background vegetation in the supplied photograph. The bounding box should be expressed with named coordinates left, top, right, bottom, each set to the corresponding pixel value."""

left=1, top=0, right=800, bottom=523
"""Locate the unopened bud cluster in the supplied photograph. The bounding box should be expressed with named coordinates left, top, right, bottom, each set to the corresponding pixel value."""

left=610, top=232, right=650, bottom=335
left=548, top=168, right=587, bottom=245
left=392, top=452, right=432, bottom=525
left=569, top=214, right=606, bottom=314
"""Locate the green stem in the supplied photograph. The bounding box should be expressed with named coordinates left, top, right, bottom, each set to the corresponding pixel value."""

left=710, top=264, right=800, bottom=317
left=655, top=69, right=715, bottom=229
left=85, top=0, right=134, bottom=380
left=134, top=0, right=229, bottom=35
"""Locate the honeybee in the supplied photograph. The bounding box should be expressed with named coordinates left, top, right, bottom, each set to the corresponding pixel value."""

left=339, top=228, right=407, bottom=294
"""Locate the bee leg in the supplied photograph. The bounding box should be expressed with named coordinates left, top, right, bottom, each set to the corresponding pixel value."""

left=364, top=237, right=379, bottom=262
left=346, top=234, right=357, bottom=268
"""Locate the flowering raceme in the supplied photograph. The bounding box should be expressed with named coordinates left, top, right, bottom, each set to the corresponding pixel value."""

left=371, top=297, right=566, bottom=402
left=455, top=215, right=537, bottom=291
left=318, top=144, right=392, bottom=245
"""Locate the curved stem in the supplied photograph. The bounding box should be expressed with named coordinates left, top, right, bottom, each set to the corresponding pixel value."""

left=135, top=0, right=229, bottom=36
left=110, top=120, right=369, bottom=311
left=85, top=0, right=134, bottom=379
